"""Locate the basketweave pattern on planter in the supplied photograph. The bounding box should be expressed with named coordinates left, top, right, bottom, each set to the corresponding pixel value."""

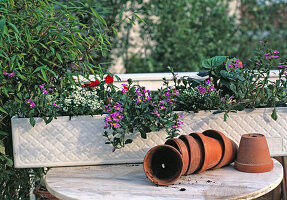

left=180, top=107, right=287, bottom=157
left=12, top=115, right=167, bottom=168
left=12, top=107, right=287, bottom=168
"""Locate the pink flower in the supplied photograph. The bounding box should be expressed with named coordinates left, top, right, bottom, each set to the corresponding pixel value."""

left=25, top=99, right=36, bottom=108
left=173, top=90, right=179, bottom=95
left=274, top=50, right=279, bottom=54
left=53, top=103, right=60, bottom=107
left=9, top=72, right=16, bottom=77
left=152, top=110, right=160, bottom=117
left=145, top=96, right=151, bottom=100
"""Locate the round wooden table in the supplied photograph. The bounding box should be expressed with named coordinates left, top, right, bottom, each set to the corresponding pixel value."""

left=45, top=159, right=283, bottom=200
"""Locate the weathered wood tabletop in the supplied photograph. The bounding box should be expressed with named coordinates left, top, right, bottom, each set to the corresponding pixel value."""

left=45, top=159, right=283, bottom=200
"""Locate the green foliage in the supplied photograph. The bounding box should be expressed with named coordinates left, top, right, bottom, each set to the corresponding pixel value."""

left=89, top=0, right=287, bottom=73
left=125, top=0, right=240, bottom=72
left=0, top=0, right=113, bottom=198
left=84, top=76, right=182, bottom=149
left=175, top=42, right=287, bottom=120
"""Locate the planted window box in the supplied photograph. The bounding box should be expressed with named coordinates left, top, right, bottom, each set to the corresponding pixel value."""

left=8, top=44, right=287, bottom=167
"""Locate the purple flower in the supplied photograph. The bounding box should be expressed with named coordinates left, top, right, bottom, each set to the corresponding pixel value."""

left=53, top=103, right=60, bottom=108
left=173, top=90, right=179, bottom=95
left=152, top=110, right=160, bottom=117
left=43, top=90, right=48, bottom=94
left=272, top=55, right=279, bottom=58
left=25, top=99, right=36, bottom=108
left=136, top=98, right=142, bottom=103
left=160, top=100, right=164, bottom=104
left=9, top=72, right=16, bottom=77
left=39, top=84, right=45, bottom=89
left=3, top=72, right=9, bottom=76
left=145, top=96, right=151, bottom=100
left=48, top=88, right=53, bottom=91
left=164, top=92, right=170, bottom=96
left=274, top=50, right=279, bottom=54
left=178, top=114, right=183, bottom=118
left=118, top=115, right=124, bottom=119
left=204, top=80, right=211, bottom=85
left=160, top=106, right=166, bottom=110
left=30, top=103, right=36, bottom=108
left=221, top=97, right=227, bottom=103
left=112, top=123, right=119, bottom=128
left=264, top=53, right=269, bottom=56
left=143, top=90, right=150, bottom=93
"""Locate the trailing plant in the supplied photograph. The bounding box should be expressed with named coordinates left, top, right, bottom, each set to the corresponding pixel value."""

left=174, top=42, right=287, bottom=120
left=0, top=0, right=116, bottom=198
left=82, top=76, right=183, bottom=150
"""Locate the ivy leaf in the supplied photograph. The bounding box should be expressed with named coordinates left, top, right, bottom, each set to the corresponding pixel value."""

left=202, top=56, right=226, bottom=69
left=271, top=108, right=278, bottom=121
left=30, top=117, right=36, bottom=127
left=140, top=129, right=147, bottom=139
left=197, top=70, right=209, bottom=77
left=125, top=139, right=133, bottom=144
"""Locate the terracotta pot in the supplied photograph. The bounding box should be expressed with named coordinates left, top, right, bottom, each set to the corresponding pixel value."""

left=179, top=134, right=204, bottom=174
left=143, top=145, right=183, bottom=185
left=165, top=138, right=189, bottom=175
left=234, top=133, right=273, bottom=173
left=190, top=132, right=223, bottom=173
left=202, top=129, right=238, bottom=169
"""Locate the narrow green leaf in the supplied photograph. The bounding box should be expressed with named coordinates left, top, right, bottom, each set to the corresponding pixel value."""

left=41, top=69, right=48, bottom=82
left=134, top=14, right=146, bottom=24
left=0, top=130, right=8, bottom=136
left=8, top=22, right=19, bottom=34
left=56, top=53, right=63, bottom=63
left=0, top=19, right=6, bottom=36
left=0, top=106, right=8, bottom=114
left=90, top=8, right=107, bottom=26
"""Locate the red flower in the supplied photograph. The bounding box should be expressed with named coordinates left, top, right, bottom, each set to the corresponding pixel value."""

left=105, top=75, right=114, bottom=83
left=124, top=86, right=128, bottom=90
left=83, top=80, right=100, bottom=87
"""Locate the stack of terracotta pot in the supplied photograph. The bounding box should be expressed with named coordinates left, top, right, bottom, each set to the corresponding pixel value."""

left=143, top=129, right=238, bottom=186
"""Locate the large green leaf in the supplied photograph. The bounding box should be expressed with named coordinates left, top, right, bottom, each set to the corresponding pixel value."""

left=202, top=56, right=226, bottom=69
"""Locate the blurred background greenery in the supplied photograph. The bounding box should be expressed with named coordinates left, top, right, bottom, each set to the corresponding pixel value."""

left=66, top=0, right=287, bottom=73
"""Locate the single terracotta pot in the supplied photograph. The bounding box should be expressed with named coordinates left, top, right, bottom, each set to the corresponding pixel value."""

left=143, top=145, right=183, bottom=186
left=165, top=138, right=189, bottom=175
left=234, top=133, right=273, bottom=173
left=202, top=129, right=238, bottom=169
left=190, top=132, right=223, bottom=173
left=179, top=134, right=204, bottom=174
